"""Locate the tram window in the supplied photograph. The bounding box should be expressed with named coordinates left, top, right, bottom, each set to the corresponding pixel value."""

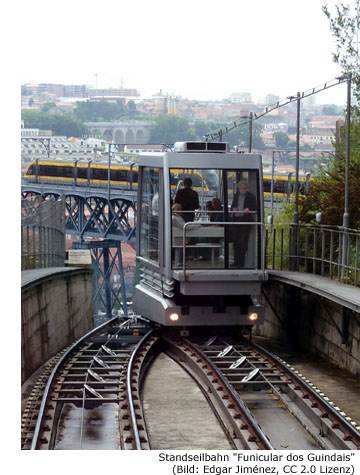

left=273, top=180, right=287, bottom=194
left=27, top=165, right=34, bottom=175
left=139, top=167, right=161, bottom=263
left=39, top=165, right=62, bottom=177
left=62, top=167, right=74, bottom=178
left=77, top=168, right=88, bottom=179
left=92, top=168, right=107, bottom=180
left=263, top=180, right=271, bottom=193
left=111, top=169, right=128, bottom=182
left=132, top=171, right=139, bottom=183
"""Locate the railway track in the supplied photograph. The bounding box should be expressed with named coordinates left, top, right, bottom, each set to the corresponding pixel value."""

left=162, top=336, right=273, bottom=450
left=182, top=335, right=360, bottom=450
left=22, top=324, right=360, bottom=450
left=22, top=317, right=157, bottom=450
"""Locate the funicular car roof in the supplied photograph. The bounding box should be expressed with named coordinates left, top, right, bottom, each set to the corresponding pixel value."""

left=136, top=151, right=262, bottom=170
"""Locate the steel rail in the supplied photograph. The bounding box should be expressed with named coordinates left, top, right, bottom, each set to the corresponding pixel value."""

left=164, top=336, right=273, bottom=450
left=209, top=337, right=360, bottom=449
left=250, top=340, right=360, bottom=449
left=78, top=317, right=136, bottom=448
left=30, top=316, right=128, bottom=450
left=21, top=348, right=70, bottom=449
left=126, top=329, right=154, bottom=449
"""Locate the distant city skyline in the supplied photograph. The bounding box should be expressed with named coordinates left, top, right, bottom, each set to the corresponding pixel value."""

left=19, top=0, right=351, bottom=106
left=21, top=79, right=347, bottom=107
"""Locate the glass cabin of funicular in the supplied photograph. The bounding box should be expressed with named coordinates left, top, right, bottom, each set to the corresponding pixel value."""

left=136, top=148, right=265, bottom=278
left=170, top=167, right=261, bottom=271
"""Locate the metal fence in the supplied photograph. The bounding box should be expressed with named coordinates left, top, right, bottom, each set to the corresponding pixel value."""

left=265, top=224, right=360, bottom=287
left=21, top=196, right=66, bottom=270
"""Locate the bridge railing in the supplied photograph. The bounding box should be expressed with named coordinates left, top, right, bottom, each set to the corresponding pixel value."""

left=21, top=197, right=66, bottom=270
left=265, top=224, right=360, bottom=287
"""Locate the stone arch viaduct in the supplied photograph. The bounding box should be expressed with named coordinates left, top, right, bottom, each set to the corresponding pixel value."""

left=85, top=120, right=154, bottom=144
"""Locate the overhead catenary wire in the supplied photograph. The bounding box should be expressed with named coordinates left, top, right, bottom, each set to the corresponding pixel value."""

left=205, top=76, right=349, bottom=142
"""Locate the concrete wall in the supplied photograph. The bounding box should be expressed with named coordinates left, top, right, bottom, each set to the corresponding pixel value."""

left=257, top=281, right=360, bottom=377
left=21, top=267, right=93, bottom=383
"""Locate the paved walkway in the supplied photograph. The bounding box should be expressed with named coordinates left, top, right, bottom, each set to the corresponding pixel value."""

left=255, top=336, right=360, bottom=428
left=142, top=353, right=232, bottom=449
left=269, top=271, right=360, bottom=313
left=22, top=266, right=87, bottom=288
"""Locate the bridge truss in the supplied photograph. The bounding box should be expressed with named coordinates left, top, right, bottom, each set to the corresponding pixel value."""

left=21, top=185, right=137, bottom=322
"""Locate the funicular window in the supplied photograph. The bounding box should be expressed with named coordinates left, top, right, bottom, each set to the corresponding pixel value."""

left=170, top=168, right=260, bottom=270
left=227, top=170, right=259, bottom=269
left=170, top=170, right=207, bottom=196
left=139, top=167, right=161, bottom=263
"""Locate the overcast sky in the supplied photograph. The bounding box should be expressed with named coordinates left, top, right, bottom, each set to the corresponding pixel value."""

left=18, top=0, right=350, bottom=104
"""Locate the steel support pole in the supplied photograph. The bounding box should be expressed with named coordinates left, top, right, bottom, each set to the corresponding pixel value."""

left=249, top=112, right=253, bottom=152
left=117, top=243, right=128, bottom=318
left=103, top=247, right=113, bottom=319
left=78, top=198, right=85, bottom=242
left=270, top=150, right=275, bottom=222
left=107, top=143, right=111, bottom=204
left=292, top=92, right=301, bottom=271
left=341, top=74, right=352, bottom=278
left=294, top=92, right=301, bottom=225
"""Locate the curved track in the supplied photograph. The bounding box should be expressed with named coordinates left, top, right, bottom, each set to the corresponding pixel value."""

left=22, top=324, right=360, bottom=450
left=163, top=336, right=273, bottom=450
left=185, top=335, right=360, bottom=450
left=23, top=317, right=156, bottom=450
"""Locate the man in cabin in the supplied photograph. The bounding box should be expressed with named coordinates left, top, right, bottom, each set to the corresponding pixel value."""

left=230, top=179, right=257, bottom=268
left=174, top=177, right=199, bottom=222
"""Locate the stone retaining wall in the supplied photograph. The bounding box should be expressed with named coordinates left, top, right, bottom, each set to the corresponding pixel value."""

left=257, top=281, right=360, bottom=376
left=21, top=267, right=93, bottom=383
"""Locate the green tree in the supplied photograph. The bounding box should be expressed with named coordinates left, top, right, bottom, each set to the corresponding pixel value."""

left=21, top=110, right=88, bottom=137
left=273, top=131, right=289, bottom=148
left=300, top=122, right=360, bottom=227
left=323, top=0, right=360, bottom=104
left=74, top=100, right=127, bottom=121
left=321, top=104, right=343, bottom=115
left=41, top=102, right=56, bottom=113
left=149, top=115, right=196, bottom=144
left=301, top=1, right=360, bottom=227
left=225, top=122, right=265, bottom=149
left=192, top=120, right=213, bottom=139
left=126, top=100, right=137, bottom=117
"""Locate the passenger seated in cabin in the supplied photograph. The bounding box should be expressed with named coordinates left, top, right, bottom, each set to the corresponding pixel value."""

left=171, top=203, right=186, bottom=246
left=230, top=179, right=257, bottom=268
left=174, top=177, right=199, bottom=222
left=209, top=198, right=224, bottom=222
